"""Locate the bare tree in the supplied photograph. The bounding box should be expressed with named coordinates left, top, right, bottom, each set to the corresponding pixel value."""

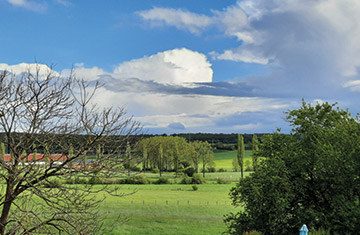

left=0, top=65, right=140, bottom=234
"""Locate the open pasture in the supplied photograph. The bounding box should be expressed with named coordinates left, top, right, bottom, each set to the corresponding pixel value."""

left=98, top=183, right=238, bottom=235
left=213, top=149, right=253, bottom=170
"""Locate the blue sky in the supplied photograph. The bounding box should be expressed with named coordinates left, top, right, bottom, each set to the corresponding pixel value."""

left=1, top=0, right=360, bottom=134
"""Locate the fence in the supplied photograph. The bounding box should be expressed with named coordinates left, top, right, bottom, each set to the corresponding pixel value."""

left=128, top=200, right=230, bottom=206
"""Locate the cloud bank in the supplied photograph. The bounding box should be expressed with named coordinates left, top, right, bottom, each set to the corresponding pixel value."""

left=0, top=46, right=290, bottom=134
left=138, top=0, right=360, bottom=97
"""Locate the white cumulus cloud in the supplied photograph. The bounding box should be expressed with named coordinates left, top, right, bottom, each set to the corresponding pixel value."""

left=0, top=63, right=59, bottom=77
left=113, top=48, right=213, bottom=85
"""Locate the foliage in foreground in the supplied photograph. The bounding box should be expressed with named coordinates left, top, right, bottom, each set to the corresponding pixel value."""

left=225, top=101, right=360, bottom=234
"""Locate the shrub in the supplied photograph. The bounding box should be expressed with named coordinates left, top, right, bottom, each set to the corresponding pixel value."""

left=218, top=168, right=227, bottom=172
left=192, top=185, right=198, bottom=191
left=191, top=174, right=205, bottom=184
left=217, top=178, right=231, bottom=184
left=119, top=175, right=149, bottom=184
left=180, top=174, right=205, bottom=184
left=180, top=176, right=193, bottom=184
left=153, top=177, right=170, bottom=184
left=152, top=168, right=159, bottom=174
left=207, top=167, right=216, bottom=173
left=184, top=167, right=196, bottom=177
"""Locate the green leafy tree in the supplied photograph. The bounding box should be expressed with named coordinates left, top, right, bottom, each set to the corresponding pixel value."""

left=237, top=134, right=245, bottom=178
left=158, top=143, right=163, bottom=177
left=189, top=141, right=201, bottom=173
left=142, top=143, right=148, bottom=172
left=225, top=101, right=360, bottom=235
left=251, top=134, right=259, bottom=171
left=135, top=136, right=191, bottom=174
left=194, top=141, right=214, bottom=177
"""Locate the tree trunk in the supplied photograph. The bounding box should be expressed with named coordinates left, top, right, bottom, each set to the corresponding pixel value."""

left=0, top=183, right=14, bottom=235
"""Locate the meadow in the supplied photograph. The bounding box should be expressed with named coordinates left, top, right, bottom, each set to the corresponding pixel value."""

left=96, top=150, right=253, bottom=234
left=213, top=149, right=253, bottom=170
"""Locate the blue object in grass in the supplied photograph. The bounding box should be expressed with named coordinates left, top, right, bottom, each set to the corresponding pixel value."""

left=300, top=224, right=308, bottom=235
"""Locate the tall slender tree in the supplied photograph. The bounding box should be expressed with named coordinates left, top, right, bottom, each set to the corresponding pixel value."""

left=142, top=144, right=148, bottom=173
left=251, top=134, right=259, bottom=171
left=237, top=134, right=245, bottom=178
left=159, top=143, right=163, bottom=177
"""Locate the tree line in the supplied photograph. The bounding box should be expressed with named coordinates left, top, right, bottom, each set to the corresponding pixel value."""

left=134, top=136, right=214, bottom=177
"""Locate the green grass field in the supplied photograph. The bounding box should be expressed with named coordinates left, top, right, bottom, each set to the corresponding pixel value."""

left=213, top=149, right=253, bottom=170
left=99, top=183, right=239, bottom=234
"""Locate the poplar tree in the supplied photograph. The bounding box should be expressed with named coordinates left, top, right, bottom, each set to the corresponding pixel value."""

left=159, top=143, right=163, bottom=177
left=142, top=144, right=147, bottom=172
left=252, top=134, right=259, bottom=171
left=237, top=134, right=245, bottom=178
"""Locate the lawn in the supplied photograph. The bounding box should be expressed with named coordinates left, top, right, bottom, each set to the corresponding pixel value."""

left=98, top=183, right=239, bottom=235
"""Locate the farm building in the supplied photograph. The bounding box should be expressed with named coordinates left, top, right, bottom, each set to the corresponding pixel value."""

left=1, top=153, right=67, bottom=165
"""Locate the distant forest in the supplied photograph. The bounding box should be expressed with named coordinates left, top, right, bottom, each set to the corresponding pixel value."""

left=0, top=132, right=269, bottom=153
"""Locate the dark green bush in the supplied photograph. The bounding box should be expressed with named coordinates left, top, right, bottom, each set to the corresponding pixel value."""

left=191, top=173, right=204, bottom=184
left=218, top=168, right=227, bottom=172
left=119, top=175, right=149, bottom=184
left=153, top=177, right=170, bottom=184
left=207, top=167, right=216, bottom=172
left=152, top=168, right=159, bottom=174
left=192, top=185, right=198, bottom=191
left=180, top=174, right=205, bottom=184
left=184, top=167, right=196, bottom=177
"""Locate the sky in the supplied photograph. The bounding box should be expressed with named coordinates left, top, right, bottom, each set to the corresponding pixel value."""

left=1, top=0, right=360, bottom=134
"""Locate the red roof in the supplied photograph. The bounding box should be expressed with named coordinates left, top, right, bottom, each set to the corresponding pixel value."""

left=1, top=154, right=67, bottom=162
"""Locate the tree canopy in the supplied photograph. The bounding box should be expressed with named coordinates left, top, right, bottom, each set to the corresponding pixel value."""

left=135, top=136, right=214, bottom=176
left=225, top=101, right=360, bottom=234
